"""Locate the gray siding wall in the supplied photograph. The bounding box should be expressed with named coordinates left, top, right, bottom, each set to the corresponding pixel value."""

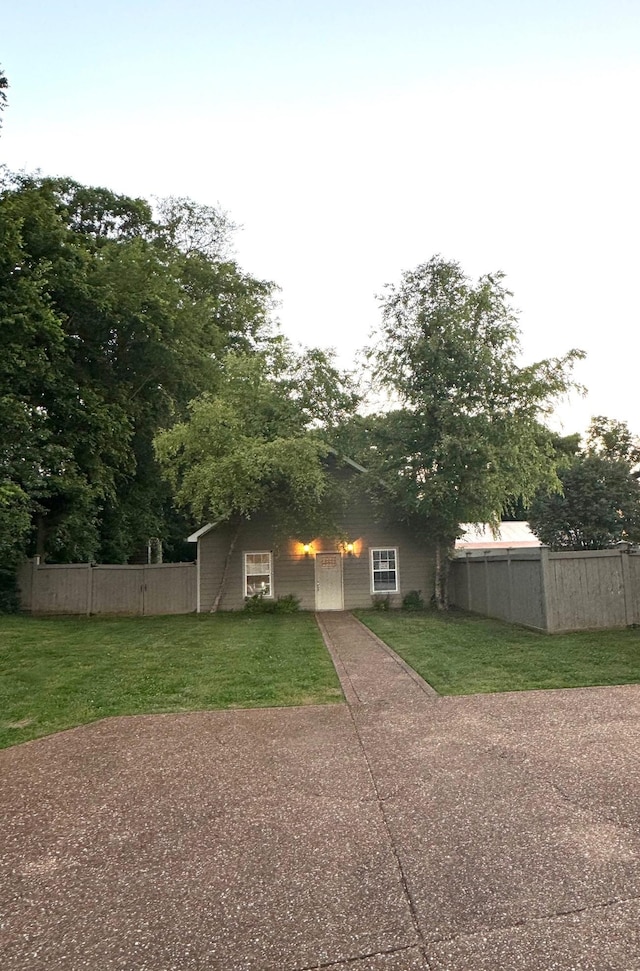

left=197, top=495, right=435, bottom=611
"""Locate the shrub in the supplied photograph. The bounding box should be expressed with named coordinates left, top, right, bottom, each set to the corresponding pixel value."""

left=371, top=594, right=390, bottom=611
left=0, top=568, right=20, bottom=614
left=244, top=593, right=301, bottom=614
left=402, top=589, right=425, bottom=611
left=274, top=594, right=301, bottom=614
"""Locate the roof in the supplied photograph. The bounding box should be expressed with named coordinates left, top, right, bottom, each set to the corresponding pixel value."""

left=455, top=522, right=541, bottom=549
left=187, top=523, right=219, bottom=543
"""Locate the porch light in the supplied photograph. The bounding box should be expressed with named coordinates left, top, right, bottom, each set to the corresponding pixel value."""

left=303, top=543, right=312, bottom=556
left=345, top=542, right=355, bottom=555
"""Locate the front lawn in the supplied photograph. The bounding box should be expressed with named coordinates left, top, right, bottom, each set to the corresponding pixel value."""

left=0, top=613, right=343, bottom=749
left=357, top=609, right=640, bottom=695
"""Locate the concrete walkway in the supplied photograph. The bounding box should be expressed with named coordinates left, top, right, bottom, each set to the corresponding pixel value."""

left=3, top=613, right=640, bottom=970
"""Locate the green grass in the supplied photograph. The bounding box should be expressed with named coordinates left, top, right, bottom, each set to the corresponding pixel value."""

left=357, top=609, right=640, bottom=696
left=0, top=613, right=343, bottom=749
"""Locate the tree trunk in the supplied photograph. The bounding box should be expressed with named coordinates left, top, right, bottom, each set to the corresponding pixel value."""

left=211, top=523, right=240, bottom=612
left=434, top=539, right=452, bottom=610
left=36, top=515, right=47, bottom=561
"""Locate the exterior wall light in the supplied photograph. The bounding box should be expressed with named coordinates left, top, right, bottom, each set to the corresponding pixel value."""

left=302, top=543, right=312, bottom=556
left=345, top=542, right=354, bottom=555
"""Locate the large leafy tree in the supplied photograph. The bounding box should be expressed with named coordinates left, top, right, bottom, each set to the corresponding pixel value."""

left=529, top=417, right=640, bottom=550
left=0, top=173, right=275, bottom=565
left=363, top=256, right=583, bottom=607
left=154, top=341, right=359, bottom=609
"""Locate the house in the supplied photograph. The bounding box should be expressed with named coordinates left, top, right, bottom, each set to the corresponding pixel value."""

left=188, top=458, right=435, bottom=611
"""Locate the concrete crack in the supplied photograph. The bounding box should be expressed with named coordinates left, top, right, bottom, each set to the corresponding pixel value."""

left=422, top=891, right=640, bottom=949
left=294, top=941, right=423, bottom=970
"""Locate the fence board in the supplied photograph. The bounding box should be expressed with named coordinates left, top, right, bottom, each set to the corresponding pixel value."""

left=142, top=563, right=197, bottom=615
left=19, top=561, right=196, bottom=615
left=548, top=552, right=628, bottom=632
left=91, top=566, right=144, bottom=614
left=31, top=564, right=91, bottom=615
left=450, top=549, right=640, bottom=632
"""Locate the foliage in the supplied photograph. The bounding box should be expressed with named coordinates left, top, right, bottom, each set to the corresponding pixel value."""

left=358, top=609, right=640, bottom=695
left=0, top=65, right=7, bottom=131
left=502, top=431, right=581, bottom=520
left=0, top=172, right=275, bottom=565
left=371, top=594, right=391, bottom=610
left=0, top=568, right=20, bottom=614
left=0, top=614, right=342, bottom=748
left=529, top=417, right=640, bottom=550
left=244, top=593, right=301, bottom=614
left=402, top=589, right=425, bottom=611
left=586, top=415, right=640, bottom=466
left=155, top=342, right=358, bottom=534
left=361, top=256, right=583, bottom=607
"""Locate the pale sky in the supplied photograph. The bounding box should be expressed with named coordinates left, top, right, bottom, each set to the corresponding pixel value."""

left=3, top=0, right=639, bottom=439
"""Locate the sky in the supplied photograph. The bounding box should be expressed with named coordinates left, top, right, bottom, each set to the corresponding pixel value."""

left=2, top=0, right=639, bottom=438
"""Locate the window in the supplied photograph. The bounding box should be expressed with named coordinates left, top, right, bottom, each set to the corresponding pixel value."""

left=371, top=548, right=398, bottom=593
left=244, top=552, right=273, bottom=598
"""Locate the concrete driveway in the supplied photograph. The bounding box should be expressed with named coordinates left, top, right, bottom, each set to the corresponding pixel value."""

left=2, top=613, right=640, bottom=970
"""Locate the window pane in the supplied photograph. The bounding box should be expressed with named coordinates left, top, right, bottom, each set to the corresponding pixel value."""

left=247, top=575, right=271, bottom=596
left=246, top=553, right=270, bottom=574
left=374, top=577, right=396, bottom=591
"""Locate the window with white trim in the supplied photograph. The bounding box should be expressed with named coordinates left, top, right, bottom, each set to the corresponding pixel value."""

left=370, top=548, right=398, bottom=593
left=244, top=552, right=273, bottom=598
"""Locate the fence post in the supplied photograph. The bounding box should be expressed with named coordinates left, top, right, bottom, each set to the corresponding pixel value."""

left=506, top=549, right=513, bottom=623
left=620, top=550, right=634, bottom=627
left=483, top=552, right=490, bottom=616
left=86, top=563, right=93, bottom=616
left=540, top=547, right=553, bottom=632
left=31, top=556, right=41, bottom=613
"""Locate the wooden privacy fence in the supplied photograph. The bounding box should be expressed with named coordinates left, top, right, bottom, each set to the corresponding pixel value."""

left=18, top=560, right=197, bottom=616
left=449, top=548, right=640, bottom=633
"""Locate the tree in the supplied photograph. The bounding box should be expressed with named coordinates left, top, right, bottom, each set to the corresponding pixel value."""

left=529, top=418, right=640, bottom=550
left=0, top=173, right=276, bottom=565
left=154, top=342, right=359, bottom=609
left=365, top=256, right=583, bottom=607
left=0, top=66, right=7, bottom=132
left=586, top=415, right=640, bottom=466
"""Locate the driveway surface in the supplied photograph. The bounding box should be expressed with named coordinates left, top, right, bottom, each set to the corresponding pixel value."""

left=2, top=612, right=640, bottom=969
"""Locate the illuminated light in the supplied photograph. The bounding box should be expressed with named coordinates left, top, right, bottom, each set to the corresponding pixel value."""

left=346, top=542, right=355, bottom=554
left=302, top=543, right=312, bottom=555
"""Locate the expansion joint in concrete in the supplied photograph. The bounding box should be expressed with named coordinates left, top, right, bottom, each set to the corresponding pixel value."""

left=345, top=700, right=429, bottom=965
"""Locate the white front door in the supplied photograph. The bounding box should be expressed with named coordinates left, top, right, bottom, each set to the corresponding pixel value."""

left=315, top=553, right=344, bottom=610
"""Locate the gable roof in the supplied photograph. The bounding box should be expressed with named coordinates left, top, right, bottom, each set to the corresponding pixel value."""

left=187, top=522, right=221, bottom=543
